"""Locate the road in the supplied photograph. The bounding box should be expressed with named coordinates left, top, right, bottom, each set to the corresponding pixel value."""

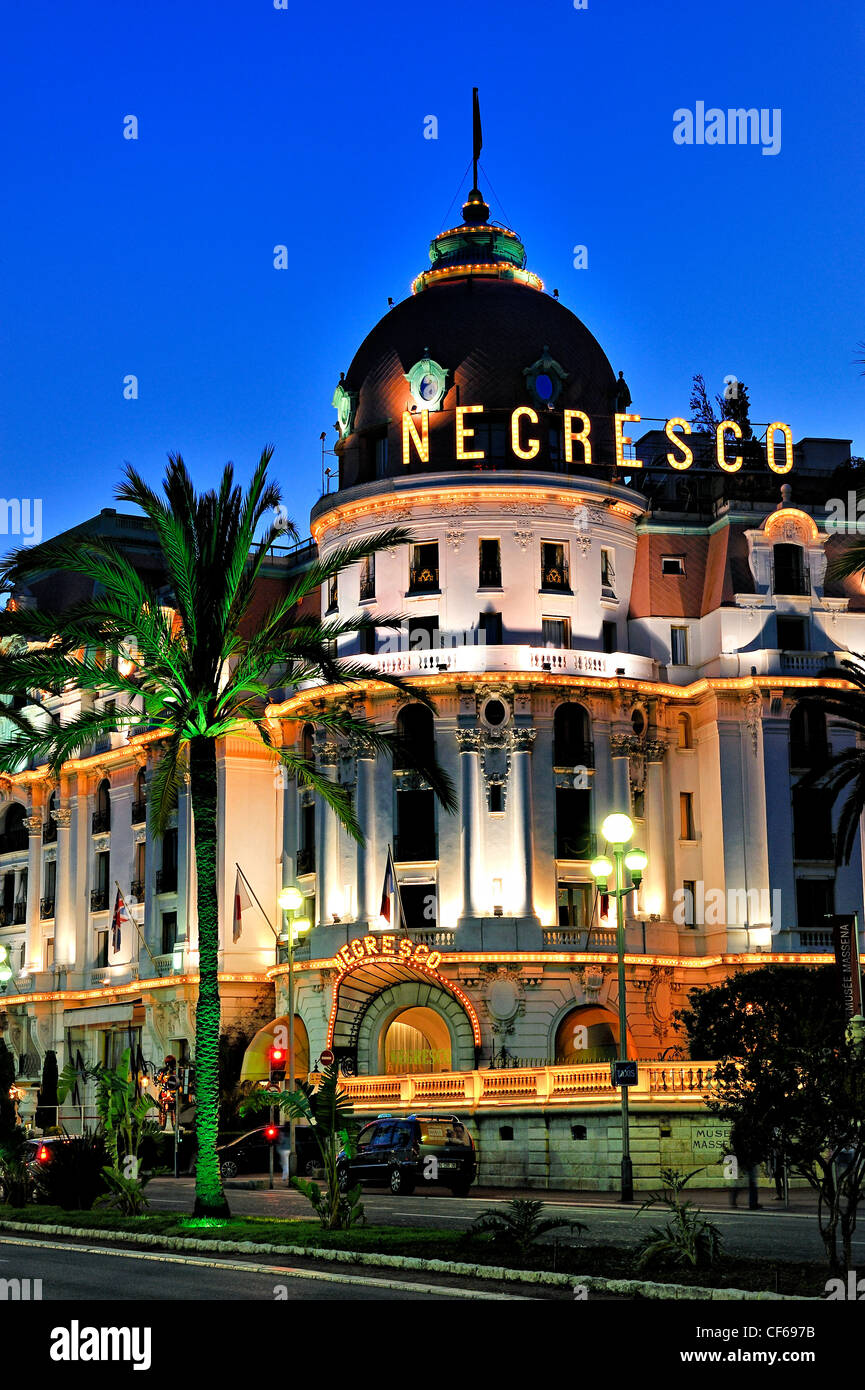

left=0, top=1236, right=535, bottom=1301
left=145, top=1177, right=862, bottom=1264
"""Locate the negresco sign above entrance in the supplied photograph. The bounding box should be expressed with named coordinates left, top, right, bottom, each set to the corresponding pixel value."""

left=335, top=935, right=443, bottom=973
left=401, top=408, right=794, bottom=474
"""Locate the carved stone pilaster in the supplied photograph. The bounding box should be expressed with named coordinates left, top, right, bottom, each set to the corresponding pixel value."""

left=455, top=728, right=483, bottom=753
left=316, top=742, right=340, bottom=768
left=644, top=739, right=667, bottom=763
left=511, top=728, right=537, bottom=754
left=53, top=808, right=72, bottom=828
left=23, top=816, right=43, bottom=836
left=610, top=732, right=641, bottom=757
left=743, top=690, right=763, bottom=756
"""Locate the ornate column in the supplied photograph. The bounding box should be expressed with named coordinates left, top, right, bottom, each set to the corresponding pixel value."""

left=510, top=728, right=537, bottom=919
left=53, top=801, right=75, bottom=968
left=456, top=729, right=483, bottom=921
left=609, top=733, right=633, bottom=814
left=315, top=742, right=339, bottom=926
left=643, top=739, right=668, bottom=920
left=24, top=800, right=44, bottom=970
left=352, top=740, right=377, bottom=926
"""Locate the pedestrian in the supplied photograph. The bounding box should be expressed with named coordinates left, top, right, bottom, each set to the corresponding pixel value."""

left=276, top=1121, right=291, bottom=1182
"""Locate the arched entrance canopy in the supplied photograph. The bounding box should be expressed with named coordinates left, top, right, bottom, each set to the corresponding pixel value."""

left=327, top=934, right=481, bottom=1059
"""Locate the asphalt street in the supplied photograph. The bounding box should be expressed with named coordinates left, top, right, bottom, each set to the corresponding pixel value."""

left=0, top=1236, right=534, bottom=1301
left=144, top=1177, right=863, bottom=1264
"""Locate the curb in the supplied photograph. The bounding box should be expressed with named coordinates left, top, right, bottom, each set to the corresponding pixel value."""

left=0, top=1219, right=816, bottom=1300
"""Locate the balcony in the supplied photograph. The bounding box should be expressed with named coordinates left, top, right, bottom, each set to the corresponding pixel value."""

left=394, top=834, right=438, bottom=863
left=296, top=847, right=315, bottom=876
left=91, top=811, right=111, bottom=835
left=156, top=869, right=177, bottom=894
left=40, top=897, right=55, bottom=920
left=719, top=649, right=845, bottom=679
left=131, top=878, right=145, bottom=902
left=42, top=819, right=57, bottom=844
left=12, top=902, right=26, bottom=925
left=543, top=928, right=617, bottom=949
left=153, top=953, right=180, bottom=978
left=364, top=643, right=657, bottom=681
left=90, top=888, right=109, bottom=912
left=478, top=567, right=502, bottom=588
left=131, top=799, right=147, bottom=824
left=359, top=578, right=376, bottom=602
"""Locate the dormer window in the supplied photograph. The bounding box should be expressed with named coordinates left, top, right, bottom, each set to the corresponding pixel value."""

left=662, top=555, right=685, bottom=576
left=772, top=543, right=809, bottom=596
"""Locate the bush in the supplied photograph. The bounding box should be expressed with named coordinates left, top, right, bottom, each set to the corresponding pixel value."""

left=0, top=1131, right=32, bottom=1206
left=634, top=1168, right=723, bottom=1273
left=33, top=1131, right=108, bottom=1211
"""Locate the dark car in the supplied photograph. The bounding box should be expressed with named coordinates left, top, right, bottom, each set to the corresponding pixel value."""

left=23, top=1135, right=68, bottom=1177
left=212, top=1125, right=318, bottom=1178
left=338, top=1114, right=477, bottom=1196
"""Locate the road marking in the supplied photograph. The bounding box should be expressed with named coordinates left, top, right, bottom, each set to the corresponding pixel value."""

left=0, top=1236, right=533, bottom=1300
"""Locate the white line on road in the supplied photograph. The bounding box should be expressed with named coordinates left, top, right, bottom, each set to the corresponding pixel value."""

left=0, top=1236, right=534, bottom=1300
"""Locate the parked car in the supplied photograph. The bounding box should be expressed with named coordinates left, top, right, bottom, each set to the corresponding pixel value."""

left=207, top=1124, right=319, bottom=1179
left=338, top=1114, right=477, bottom=1196
left=20, top=1135, right=69, bottom=1197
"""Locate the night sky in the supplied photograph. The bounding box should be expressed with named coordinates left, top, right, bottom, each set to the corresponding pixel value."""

left=1, top=0, right=863, bottom=551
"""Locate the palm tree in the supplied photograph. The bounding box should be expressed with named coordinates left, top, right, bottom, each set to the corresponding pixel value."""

left=0, top=449, right=455, bottom=1217
left=795, top=655, right=865, bottom=865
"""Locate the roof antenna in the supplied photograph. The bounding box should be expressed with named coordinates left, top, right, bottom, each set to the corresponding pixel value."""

left=462, top=88, right=490, bottom=225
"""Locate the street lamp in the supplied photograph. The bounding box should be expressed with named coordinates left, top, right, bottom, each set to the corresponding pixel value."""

left=590, top=812, right=648, bottom=1203
left=278, top=886, right=311, bottom=1176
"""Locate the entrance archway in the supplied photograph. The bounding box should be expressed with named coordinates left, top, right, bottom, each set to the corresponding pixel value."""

left=381, top=1006, right=453, bottom=1074
left=553, top=1005, right=636, bottom=1063
left=354, top=978, right=476, bottom=1075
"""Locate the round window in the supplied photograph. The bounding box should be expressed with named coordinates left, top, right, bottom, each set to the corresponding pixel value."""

left=483, top=698, right=508, bottom=727
left=534, top=372, right=554, bottom=400
left=419, top=374, right=438, bottom=402
left=631, top=708, right=646, bottom=736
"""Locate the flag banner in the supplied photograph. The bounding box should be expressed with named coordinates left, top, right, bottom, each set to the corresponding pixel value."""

left=109, top=888, right=133, bottom=963
left=472, top=86, right=482, bottom=164
left=233, top=868, right=252, bottom=941
left=379, top=847, right=395, bottom=925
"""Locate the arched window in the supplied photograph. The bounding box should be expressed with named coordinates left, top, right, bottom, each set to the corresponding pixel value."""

left=677, top=712, right=693, bottom=749
left=789, top=703, right=828, bottom=770
left=772, top=543, right=809, bottom=596
left=132, top=768, right=146, bottom=824
left=93, top=778, right=111, bottom=833
left=553, top=702, right=592, bottom=768
left=0, top=803, right=27, bottom=854
left=394, top=704, right=435, bottom=770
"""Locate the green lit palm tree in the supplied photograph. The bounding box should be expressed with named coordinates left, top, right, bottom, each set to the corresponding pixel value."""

left=795, top=655, right=865, bottom=865
left=0, top=450, right=455, bottom=1217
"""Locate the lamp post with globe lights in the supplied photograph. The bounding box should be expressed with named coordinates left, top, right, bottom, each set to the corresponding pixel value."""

left=277, top=885, right=310, bottom=1175
left=591, top=813, right=648, bottom=1203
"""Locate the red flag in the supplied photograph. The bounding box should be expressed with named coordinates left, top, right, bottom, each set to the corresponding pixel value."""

left=380, top=847, right=395, bottom=925
left=110, top=888, right=132, bottom=956
left=233, top=869, right=252, bottom=942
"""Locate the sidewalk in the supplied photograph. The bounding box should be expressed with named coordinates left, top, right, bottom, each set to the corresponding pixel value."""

left=222, top=1174, right=819, bottom=1213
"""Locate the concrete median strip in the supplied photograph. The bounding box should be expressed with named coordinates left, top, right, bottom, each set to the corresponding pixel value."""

left=0, top=1219, right=817, bottom=1300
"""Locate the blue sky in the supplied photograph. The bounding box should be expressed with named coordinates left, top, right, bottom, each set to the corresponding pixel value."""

left=1, top=0, right=863, bottom=549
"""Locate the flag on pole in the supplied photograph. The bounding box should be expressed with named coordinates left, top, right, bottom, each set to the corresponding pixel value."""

left=472, top=86, right=482, bottom=165
left=110, top=887, right=132, bottom=956
left=379, top=846, right=396, bottom=926
left=233, top=868, right=252, bottom=942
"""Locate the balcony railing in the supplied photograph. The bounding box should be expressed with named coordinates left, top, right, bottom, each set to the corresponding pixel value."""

left=40, top=897, right=55, bottom=919
left=553, top=740, right=594, bottom=770
left=42, top=820, right=57, bottom=844
left=341, top=1061, right=718, bottom=1112
left=91, top=811, right=111, bottom=835
left=366, top=644, right=656, bottom=681
left=394, top=834, right=438, bottom=863
left=408, top=566, right=440, bottom=594
left=543, top=928, right=617, bottom=949
left=131, top=878, right=145, bottom=901
left=131, top=799, right=147, bottom=824
left=555, top=832, right=597, bottom=861
left=156, top=869, right=177, bottom=894
left=12, top=902, right=26, bottom=924
left=406, top=928, right=455, bottom=948
left=478, top=567, right=502, bottom=588
left=296, top=847, right=315, bottom=876
left=153, top=953, right=179, bottom=977
left=90, top=888, right=109, bottom=912
left=359, top=579, right=376, bottom=602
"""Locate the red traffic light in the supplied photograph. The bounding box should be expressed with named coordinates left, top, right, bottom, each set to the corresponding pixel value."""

left=264, top=1125, right=279, bottom=1142
left=268, top=1047, right=285, bottom=1064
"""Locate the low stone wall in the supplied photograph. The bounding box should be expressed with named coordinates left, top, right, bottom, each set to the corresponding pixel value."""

left=467, top=1108, right=782, bottom=1192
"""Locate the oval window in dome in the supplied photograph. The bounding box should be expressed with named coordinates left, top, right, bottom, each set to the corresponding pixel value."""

left=419, top=375, right=438, bottom=401
left=534, top=372, right=554, bottom=400
left=483, top=698, right=508, bottom=727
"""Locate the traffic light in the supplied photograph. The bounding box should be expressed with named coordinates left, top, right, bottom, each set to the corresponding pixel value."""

left=268, top=1046, right=285, bottom=1066
left=264, top=1124, right=279, bottom=1143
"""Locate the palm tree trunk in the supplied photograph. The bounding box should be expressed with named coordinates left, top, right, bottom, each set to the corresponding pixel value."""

left=189, top=734, right=230, bottom=1218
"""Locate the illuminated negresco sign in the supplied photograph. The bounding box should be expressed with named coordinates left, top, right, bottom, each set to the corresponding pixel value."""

left=336, top=935, right=442, bottom=973
left=401, top=408, right=794, bottom=474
